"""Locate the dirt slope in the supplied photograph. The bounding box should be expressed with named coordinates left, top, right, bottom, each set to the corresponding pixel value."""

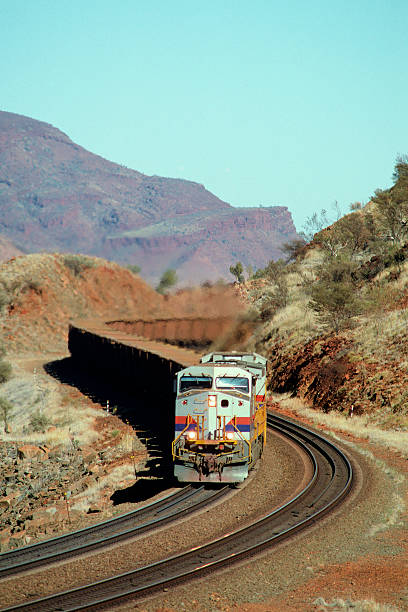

left=0, top=252, right=245, bottom=355
left=0, top=253, right=166, bottom=355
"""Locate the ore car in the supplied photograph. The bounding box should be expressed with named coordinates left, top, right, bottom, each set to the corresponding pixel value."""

left=172, top=351, right=267, bottom=483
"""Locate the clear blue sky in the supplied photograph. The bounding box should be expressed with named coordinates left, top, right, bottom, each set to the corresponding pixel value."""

left=1, top=0, right=407, bottom=230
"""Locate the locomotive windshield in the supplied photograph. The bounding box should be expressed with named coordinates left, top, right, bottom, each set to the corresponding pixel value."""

left=216, top=377, right=249, bottom=393
left=179, top=375, right=213, bottom=393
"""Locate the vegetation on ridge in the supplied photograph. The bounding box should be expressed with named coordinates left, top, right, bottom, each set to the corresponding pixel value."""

left=225, top=156, right=408, bottom=430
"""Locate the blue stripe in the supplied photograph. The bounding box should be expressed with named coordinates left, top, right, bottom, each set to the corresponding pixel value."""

left=175, top=424, right=196, bottom=431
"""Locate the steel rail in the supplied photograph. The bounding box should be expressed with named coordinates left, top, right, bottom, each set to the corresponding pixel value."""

left=0, top=484, right=230, bottom=579
left=2, top=412, right=353, bottom=612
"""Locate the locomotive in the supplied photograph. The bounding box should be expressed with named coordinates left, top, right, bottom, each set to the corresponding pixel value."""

left=172, top=351, right=267, bottom=483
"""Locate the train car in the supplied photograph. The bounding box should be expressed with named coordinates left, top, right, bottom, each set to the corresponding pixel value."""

left=172, top=351, right=267, bottom=483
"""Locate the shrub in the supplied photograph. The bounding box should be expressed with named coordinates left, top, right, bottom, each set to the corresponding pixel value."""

left=63, top=254, right=96, bottom=277
left=0, top=360, right=12, bottom=384
left=229, top=262, right=244, bottom=283
left=24, top=279, right=42, bottom=295
left=308, top=257, right=361, bottom=333
left=126, top=264, right=141, bottom=275
left=156, top=268, right=178, bottom=294
left=29, top=410, right=52, bottom=433
left=0, top=397, right=13, bottom=432
left=0, top=286, right=11, bottom=310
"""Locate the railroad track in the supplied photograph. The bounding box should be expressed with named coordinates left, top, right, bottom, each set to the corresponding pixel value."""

left=2, top=412, right=353, bottom=612
left=0, top=483, right=231, bottom=579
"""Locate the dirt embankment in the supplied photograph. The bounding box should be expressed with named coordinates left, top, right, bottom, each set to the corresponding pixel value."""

left=0, top=253, right=245, bottom=356
left=266, top=328, right=408, bottom=426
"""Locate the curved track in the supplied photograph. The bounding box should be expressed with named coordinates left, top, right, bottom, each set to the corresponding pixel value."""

left=2, top=412, right=352, bottom=612
left=0, top=484, right=230, bottom=579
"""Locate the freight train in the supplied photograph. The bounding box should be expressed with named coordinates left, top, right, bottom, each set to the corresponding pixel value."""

left=172, top=351, right=267, bottom=483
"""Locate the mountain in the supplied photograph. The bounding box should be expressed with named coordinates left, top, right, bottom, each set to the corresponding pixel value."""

left=0, top=235, right=24, bottom=261
left=0, top=111, right=299, bottom=284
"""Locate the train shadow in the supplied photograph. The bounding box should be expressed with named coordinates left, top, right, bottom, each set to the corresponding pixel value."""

left=110, top=478, right=172, bottom=505
left=44, top=356, right=175, bottom=487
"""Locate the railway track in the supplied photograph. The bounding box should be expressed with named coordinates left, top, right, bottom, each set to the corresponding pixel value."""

left=0, top=484, right=231, bottom=579
left=2, top=412, right=353, bottom=612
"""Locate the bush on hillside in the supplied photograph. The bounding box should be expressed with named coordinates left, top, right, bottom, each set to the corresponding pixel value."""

left=0, top=286, right=11, bottom=311
left=280, top=239, right=308, bottom=262
left=308, top=257, right=361, bottom=333
left=0, top=396, right=13, bottom=432
left=371, top=155, right=408, bottom=245
left=0, top=360, right=12, bottom=384
left=156, top=268, right=178, bottom=294
left=63, top=254, right=96, bottom=277
left=127, top=264, right=141, bottom=275
left=253, top=259, right=286, bottom=281
left=229, top=261, right=244, bottom=283
left=29, top=410, right=52, bottom=433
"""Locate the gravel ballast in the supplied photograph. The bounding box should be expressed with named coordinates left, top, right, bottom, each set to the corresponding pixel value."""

left=0, top=430, right=308, bottom=608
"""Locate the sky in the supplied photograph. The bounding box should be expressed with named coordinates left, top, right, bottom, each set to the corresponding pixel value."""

left=1, top=0, right=408, bottom=231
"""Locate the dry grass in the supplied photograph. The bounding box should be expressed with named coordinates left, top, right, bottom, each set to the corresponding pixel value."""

left=313, top=597, right=401, bottom=611
left=353, top=308, right=408, bottom=363
left=71, top=464, right=135, bottom=512
left=268, top=298, right=317, bottom=342
left=273, top=394, right=408, bottom=457
left=0, top=358, right=98, bottom=447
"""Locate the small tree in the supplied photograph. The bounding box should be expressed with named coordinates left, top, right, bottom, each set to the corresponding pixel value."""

left=308, top=257, right=361, bottom=333
left=280, top=238, right=307, bottom=262
left=63, top=254, right=96, bottom=277
left=0, top=397, right=13, bottom=433
left=301, top=209, right=330, bottom=242
left=127, top=264, right=141, bottom=275
left=371, top=188, right=408, bottom=244
left=316, top=212, right=375, bottom=260
left=156, top=268, right=178, bottom=294
left=229, top=261, right=244, bottom=283
left=371, top=156, right=408, bottom=244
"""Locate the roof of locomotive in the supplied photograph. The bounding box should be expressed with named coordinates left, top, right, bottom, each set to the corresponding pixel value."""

left=177, top=360, right=266, bottom=380
left=199, top=351, right=266, bottom=373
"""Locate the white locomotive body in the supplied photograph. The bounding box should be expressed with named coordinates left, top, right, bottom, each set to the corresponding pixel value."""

left=172, top=351, right=267, bottom=483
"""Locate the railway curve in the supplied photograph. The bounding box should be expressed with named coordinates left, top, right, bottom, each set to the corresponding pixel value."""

left=2, top=412, right=352, bottom=612
left=0, top=320, right=353, bottom=611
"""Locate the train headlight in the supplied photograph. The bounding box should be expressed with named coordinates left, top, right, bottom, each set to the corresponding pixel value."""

left=226, top=432, right=234, bottom=440
left=187, top=431, right=196, bottom=440
left=208, top=394, right=217, bottom=408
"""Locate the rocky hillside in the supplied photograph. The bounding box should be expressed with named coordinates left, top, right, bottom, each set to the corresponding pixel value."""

left=221, top=159, right=408, bottom=435
left=0, top=111, right=298, bottom=284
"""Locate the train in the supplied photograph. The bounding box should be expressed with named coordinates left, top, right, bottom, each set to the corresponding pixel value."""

left=172, top=351, right=267, bottom=483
